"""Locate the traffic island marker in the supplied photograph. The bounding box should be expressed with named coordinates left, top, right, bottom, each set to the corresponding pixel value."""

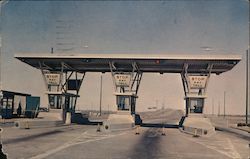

left=161, top=127, right=166, bottom=136
left=135, top=126, right=140, bottom=135
left=193, top=128, right=199, bottom=138
left=96, top=123, right=101, bottom=132
left=25, top=121, right=30, bottom=129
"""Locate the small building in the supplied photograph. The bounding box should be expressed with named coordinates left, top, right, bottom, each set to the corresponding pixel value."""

left=0, top=90, right=40, bottom=119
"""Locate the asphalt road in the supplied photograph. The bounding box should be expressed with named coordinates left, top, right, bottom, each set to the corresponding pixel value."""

left=1, top=110, right=249, bottom=159
left=45, top=127, right=249, bottom=159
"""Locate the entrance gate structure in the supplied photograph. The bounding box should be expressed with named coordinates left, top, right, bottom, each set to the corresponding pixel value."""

left=39, top=62, right=85, bottom=123
left=181, top=62, right=213, bottom=116
left=109, top=61, right=142, bottom=115
left=15, top=54, right=241, bottom=131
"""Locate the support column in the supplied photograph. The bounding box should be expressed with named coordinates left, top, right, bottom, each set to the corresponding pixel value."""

left=180, top=63, right=215, bottom=136
left=109, top=61, right=142, bottom=114
left=103, top=61, right=143, bottom=131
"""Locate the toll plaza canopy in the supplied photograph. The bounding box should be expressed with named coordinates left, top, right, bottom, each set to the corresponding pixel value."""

left=15, top=54, right=241, bottom=74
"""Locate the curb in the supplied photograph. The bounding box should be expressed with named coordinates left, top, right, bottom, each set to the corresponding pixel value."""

left=231, top=126, right=250, bottom=133
left=214, top=125, right=250, bottom=140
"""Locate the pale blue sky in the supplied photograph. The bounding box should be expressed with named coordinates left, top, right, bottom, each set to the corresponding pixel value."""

left=1, top=0, right=249, bottom=114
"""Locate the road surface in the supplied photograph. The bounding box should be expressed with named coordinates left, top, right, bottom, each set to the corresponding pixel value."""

left=1, top=110, right=249, bottom=159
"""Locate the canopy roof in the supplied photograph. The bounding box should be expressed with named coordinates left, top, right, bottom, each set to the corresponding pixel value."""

left=15, top=54, right=241, bottom=74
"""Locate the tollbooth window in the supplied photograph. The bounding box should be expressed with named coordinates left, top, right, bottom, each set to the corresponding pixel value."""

left=190, top=98, right=204, bottom=113
left=117, top=96, right=130, bottom=111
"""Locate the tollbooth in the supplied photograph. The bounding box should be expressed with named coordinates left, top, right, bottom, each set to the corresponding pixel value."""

left=15, top=54, right=241, bottom=126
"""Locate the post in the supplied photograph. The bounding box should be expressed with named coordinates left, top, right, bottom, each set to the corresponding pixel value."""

left=0, top=3, right=3, bottom=93
left=96, top=123, right=101, bottom=132
left=246, top=50, right=249, bottom=124
left=247, top=0, right=250, bottom=125
left=108, top=104, right=110, bottom=114
left=193, top=128, right=199, bottom=137
left=135, top=125, right=140, bottom=135
left=99, top=74, right=103, bottom=116
left=185, top=98, right=189, bottom=117
left=223, top=91, right=226, bottom=118
left=218, top=101, right=220, bottom=116
left=162, top=106, right=165, bottom=126
left=51, top=47, right=54, bottom=54
left=0, top=128, right=2, bottom=143
left=212, top=98, right=214, bottom=116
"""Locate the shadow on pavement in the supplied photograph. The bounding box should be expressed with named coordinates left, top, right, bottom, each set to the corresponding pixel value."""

left=3, top=130, right=64, bottom=145
left=141, top=123, right=179, bottom=128
left=128, top=128, right=163, bottom=159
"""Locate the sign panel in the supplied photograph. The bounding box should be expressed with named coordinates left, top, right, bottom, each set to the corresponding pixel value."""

left=114, top=74, right=131, bottom=87
left=67, top=80, right=81, bottom=90
left=188, top=76, right=207, bottom=89
left=45, top=73, right=60, bottom=85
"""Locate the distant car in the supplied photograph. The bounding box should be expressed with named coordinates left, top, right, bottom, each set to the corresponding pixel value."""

left=134, top=114, right=142, bottom=125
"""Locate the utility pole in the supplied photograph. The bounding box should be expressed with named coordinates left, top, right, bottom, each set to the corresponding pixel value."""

left=223, top=91, right=226, bottom=118
left=246, top=0, right=250, bottom=125
left=108, top=104, right=110, bottom=114
left=212, top=98, right=214, bottom=116
left=218, top=101, right=220, bottom=117
left=246, top=50, right=249, bottom=124
left=99, top=74, right=103, bottom=116
left=0, top=2, right=2, bottom=93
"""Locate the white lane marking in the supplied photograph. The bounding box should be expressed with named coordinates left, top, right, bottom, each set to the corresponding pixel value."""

left=29, top=131, right=128, bottom=159
left=225, top=138, right=242, bottom=159
left=182, top=136, right=242, bottom=159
